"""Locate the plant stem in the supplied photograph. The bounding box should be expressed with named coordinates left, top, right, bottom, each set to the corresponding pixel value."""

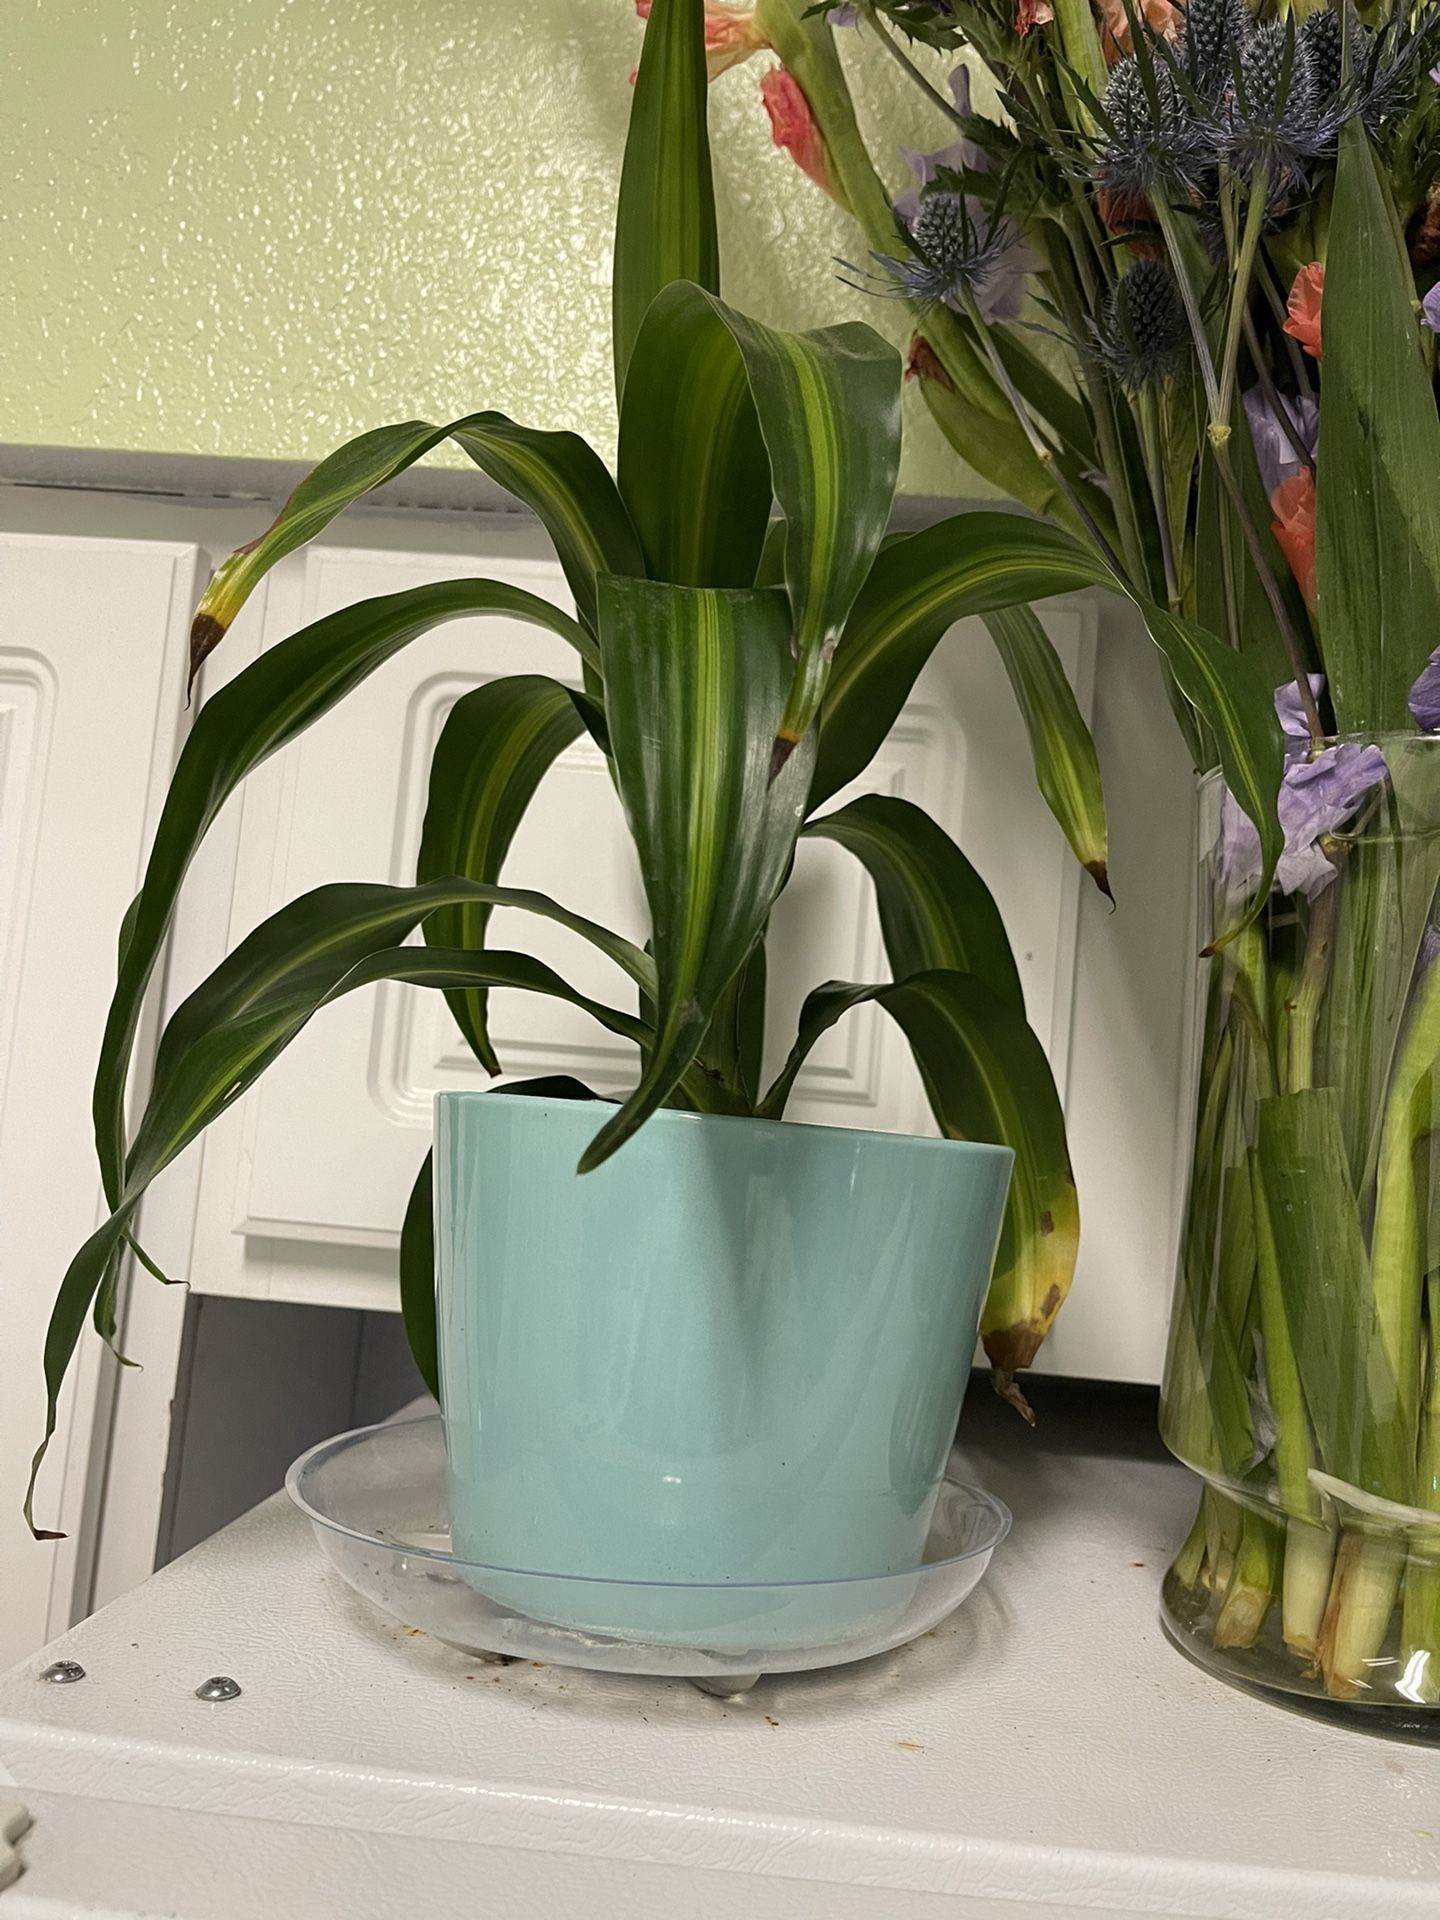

left=1395, top=1275, right=1440, bottom=1696
left=1241, top=308, right=1316, bottom=474
left=1139, top=388, right=1180, bottom=610
left=1215, top=165, right=1270, bottom=432
left=1049, top=0, right=1109, bottom=136
left=1152, top=195, right=1223, bottom=419
left=1283, top=1515, right=1338, bottom=1661
left=1203, top=1485, right=1244, bottom=1593
left=1400, top=1274, right=1440, bottom=1705
left=1319, top=1532, right=1406, bottom=1698
left=1045, top=234, right=1151, bottom=591
left=861, top=4, right=969, bottom=128
left=1287, top=885, right=1339, bottom=1093
left=957, top=284, right=1127, bottom=576
left=1211, top=441, right=1323, bottom=737
left=1172, top=1497, right=1209, bottom=1589
left=1251, top=1152, right=1323, bottom=1530
left=1215, top=1507, right=1283, bottom=1649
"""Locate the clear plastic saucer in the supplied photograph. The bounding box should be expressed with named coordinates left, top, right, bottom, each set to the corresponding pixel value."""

left=286, top=1416, right=1010, bottom=1687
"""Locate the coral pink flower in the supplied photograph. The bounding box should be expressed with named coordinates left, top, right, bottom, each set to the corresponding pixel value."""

left=1095, top=0, right=1183, bottom=61
left=635, top=1, right=768, bottom=80
left=1270, top=470, right=1318, bottom=612
left=1283, top=263, right=1325, bottom=360
left=1016, top=0, right=1055, bottom=33
left=761, top=67, right=844, bottom=204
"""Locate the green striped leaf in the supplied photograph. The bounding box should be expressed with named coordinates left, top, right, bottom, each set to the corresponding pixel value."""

left=759, top=968, right=1077, bottom=1373
left=981, top=604, right=1109, bottom=898
left=804, top=795, right=1024, bottom=1013
left=714, top=303, right=901, bottom=758
left=93, top=580, right=594, bottom=1211
left=617, top=281, right=901, bottom=760
left=417, top=676, right=586, bottom=1073
left=813, top=510, right=1282, bottom=936
left=399, top=1074, right=600, bottom=1403
left=613, top=0, right=718, bottom=404
left=1315, top=120, right=1440, bottom=734
left=581, top=575, right=815, bottom=1170
left=35, top=881, right=650, bottom=1535
left=190, top=414, right=642, bottom=672
left=616, top=281, right=772, bottom=588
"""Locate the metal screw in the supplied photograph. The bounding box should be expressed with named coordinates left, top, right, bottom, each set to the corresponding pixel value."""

left=194, top=1675, right=241, bottom=1702
left=40, top=1660, right=85, bottom=1685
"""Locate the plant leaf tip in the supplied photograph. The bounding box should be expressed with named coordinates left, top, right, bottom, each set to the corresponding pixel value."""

left=1086, top=860, right=1115, bottom=906
left=989, top=1367, right=1037, bottom=1426
left=188, top=611, right=228, bottom=689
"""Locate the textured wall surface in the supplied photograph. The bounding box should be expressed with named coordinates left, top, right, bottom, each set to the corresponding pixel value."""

left=1, top=0, right=976, bottom=494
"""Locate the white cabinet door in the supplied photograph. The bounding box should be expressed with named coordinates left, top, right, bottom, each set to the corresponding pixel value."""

left=172, top=533, right=1197, bottom=1387
left=0, top=532, right=197, bottom=1664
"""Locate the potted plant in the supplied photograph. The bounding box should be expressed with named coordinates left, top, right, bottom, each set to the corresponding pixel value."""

left=710, top=0, right=1440, bottom=1712
left=33, top=0, right=1260, bottom=1647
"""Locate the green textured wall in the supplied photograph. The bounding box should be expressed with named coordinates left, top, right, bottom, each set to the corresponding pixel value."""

left=1, top=0, right=975, bottom=496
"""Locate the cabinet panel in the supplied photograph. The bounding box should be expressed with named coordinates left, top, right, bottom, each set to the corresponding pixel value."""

left=0, top=532, right=198, bottom=1661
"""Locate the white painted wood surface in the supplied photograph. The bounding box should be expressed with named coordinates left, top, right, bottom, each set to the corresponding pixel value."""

left=0, top=531, right=198, bottom=1669
left=2, top=1426, right=1436, bottom=1919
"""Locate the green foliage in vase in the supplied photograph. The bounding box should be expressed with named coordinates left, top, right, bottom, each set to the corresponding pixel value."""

left=28, top=0, right=1182, bottom=1532
left=710, top=0, right=1440, bottom=1703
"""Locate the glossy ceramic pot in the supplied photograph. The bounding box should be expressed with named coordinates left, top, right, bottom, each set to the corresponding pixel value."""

left=433, top=1093, right=1012, bottom=1648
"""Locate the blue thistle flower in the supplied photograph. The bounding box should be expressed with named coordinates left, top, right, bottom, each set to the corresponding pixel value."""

left=1099, top=55, right=1214, bottom=198
left=1178, top=0, right=1252, bottom=102
left=1223, top=20, right=1321, bottom=191
left=1091, top=259, right=1192, bottom=391
left=863, top=188, right=1033, bottom=320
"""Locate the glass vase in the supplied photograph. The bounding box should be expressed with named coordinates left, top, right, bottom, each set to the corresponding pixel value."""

left=1161, top=733, right=1440, bottom=1732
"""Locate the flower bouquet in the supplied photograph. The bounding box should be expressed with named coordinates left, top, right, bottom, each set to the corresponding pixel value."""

left=677, top=0, right=1440, bottom=1713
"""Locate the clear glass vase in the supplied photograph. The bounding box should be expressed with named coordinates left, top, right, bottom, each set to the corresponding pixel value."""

left=1161, top=733, right=1440, bottom=1733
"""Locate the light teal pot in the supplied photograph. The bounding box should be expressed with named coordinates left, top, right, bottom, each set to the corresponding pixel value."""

left=434, top=1094, right=1012, bottom=1651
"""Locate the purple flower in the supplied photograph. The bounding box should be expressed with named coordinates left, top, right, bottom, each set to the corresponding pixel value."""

left=1423, top=285, right=1440, bottom=335
left=828, top=4, right=862, bottom=20
left=1409, top=646, right=1440, bottom=730
left=1214, top=682, right=1387, bottom=902
left=1242, top=387, right=1319, bottom=500
left=1275, top=671, right=1326, bottom=746
left=1274, top=744, right=1388, bottom=898
left=898, top=67, right=991, bottom=188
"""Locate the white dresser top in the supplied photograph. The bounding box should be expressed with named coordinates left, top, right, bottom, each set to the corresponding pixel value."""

left=3, top=1405, right=1439, bottom=1919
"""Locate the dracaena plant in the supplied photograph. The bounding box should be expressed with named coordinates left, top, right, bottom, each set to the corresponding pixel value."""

left=38, top=0, right=1285, bottom=1535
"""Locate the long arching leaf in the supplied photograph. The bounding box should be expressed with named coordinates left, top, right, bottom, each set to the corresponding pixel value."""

left=190, top=414, right=643, bottom=673
left=813, top=510, right=1282, bottom=932
left=581, top=575, right=815, bottom=1170
left=613, top=0, right=718, bottom=404
left=758, top=969, right=1078, bottom=1382
left=36, top=885, right=650, bottom=1536
left=982, top=604, right=1110, bottom=898
left=804, top=795, right=1024, bottom=1013
left=417, top=676, right=586, bottom=1073
left=94, top=579, right=591, bottom=1210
